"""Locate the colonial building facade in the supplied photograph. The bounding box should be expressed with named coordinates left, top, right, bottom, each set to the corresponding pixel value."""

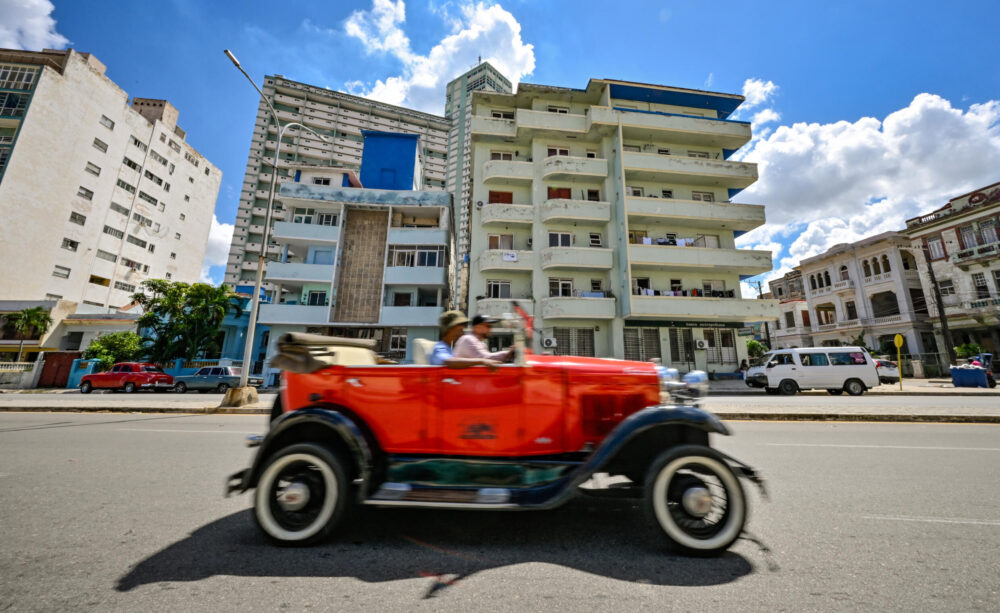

left=768, top=269, right=813, bottom=349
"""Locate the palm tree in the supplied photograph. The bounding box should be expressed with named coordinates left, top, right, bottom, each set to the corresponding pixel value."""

left=3, top=306, right=54, bottom=362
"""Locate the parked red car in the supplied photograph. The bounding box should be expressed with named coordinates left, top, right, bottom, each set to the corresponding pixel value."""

left=79, top=363, right=173, bottom=394
left=227, top=328, right=766, bottom=556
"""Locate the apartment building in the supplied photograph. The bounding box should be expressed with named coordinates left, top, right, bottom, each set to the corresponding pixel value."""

left=466, top=78, right=778, bottom=371
left=254, top=132, right=452, bottom=380
left=224, top=75, right=450, bottom=296
left=799, top=232, right=933, bottom=354
left=0, top=48, right=221, bottom=309
left=768, top=268, right=814, bottom=349
left=903, top=182, right=1000, bottom=353
left=444, top=62, right=512, bottom=307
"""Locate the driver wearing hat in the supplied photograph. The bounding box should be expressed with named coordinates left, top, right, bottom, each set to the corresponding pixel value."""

left=454, top=314, right=512, bottom=361
left=429, top=310, right=501, bottom=370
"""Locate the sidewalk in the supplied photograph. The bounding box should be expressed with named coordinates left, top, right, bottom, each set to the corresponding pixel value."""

left=708, top=378, right=1000, bottom=396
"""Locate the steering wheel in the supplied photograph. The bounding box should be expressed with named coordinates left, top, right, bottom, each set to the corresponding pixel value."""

left=502, top=348, right=517, bottom=364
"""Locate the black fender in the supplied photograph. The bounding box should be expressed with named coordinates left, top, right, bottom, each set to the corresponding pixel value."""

left=227, top=407, right=374, bottom=499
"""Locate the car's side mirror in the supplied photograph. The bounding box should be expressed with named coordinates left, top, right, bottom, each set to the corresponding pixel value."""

left=766, top=361, right=776, bottom=369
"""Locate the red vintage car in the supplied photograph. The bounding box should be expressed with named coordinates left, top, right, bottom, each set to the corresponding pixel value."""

left=226, top=329, right=765, bottom=556
left=79, top=362, right=173, bottom=394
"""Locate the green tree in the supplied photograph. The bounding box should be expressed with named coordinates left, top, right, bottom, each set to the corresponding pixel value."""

left=83, top=331, right=145, bottom=371
left=3, top=306, right=53, bottom=362
left=746, top=339, right=768, bottom=359
left=131, top=280, right=241, bottom=363
left=954, top=342, right=983, bottom=360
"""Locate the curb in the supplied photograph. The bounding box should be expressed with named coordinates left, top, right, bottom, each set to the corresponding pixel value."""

left=715, top=412, right=1000, bottom=424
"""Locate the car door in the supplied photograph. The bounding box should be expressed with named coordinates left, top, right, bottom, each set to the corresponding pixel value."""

left=434, top=366, right=524, bottom=456
left=92, top=365, right=121, bottom=389
left=764, top=351, right=798, bottom=387
left=342, top=365, right=431, bottom=453
left=797, top=351, right=833, bottom=389
left=188, top=367, right=209, bottom=389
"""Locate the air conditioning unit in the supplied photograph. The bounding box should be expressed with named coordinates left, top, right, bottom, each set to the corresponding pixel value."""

left=476, top=201, right=484, bottom=208
left=542, top=338, right=557, bottom=349
left=694, top=339, right=709, bottom=350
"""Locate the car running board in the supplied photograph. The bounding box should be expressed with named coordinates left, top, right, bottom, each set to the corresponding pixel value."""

left=364, top=482, right=518, bottom=509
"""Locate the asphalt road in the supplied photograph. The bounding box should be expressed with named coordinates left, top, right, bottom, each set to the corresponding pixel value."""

left=1, top=413, right=998, bottom=612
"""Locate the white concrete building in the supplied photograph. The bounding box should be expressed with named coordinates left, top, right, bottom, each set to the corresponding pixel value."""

left=799, top=232, right=933, bottom=354
left=444, top=62, right=512, bottom=307
left=224, top=75, right=450, bottom=296
left=768, top=269, right=814, bottom=349
left=903, top=182, right=1000, bottom=354
left=0, top=48, right=221, bottom=309
left=466, top=78, right=778, bottom=372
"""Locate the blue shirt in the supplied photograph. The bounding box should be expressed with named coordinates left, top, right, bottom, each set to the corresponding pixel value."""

left=429, top=341, right=453, bottom=366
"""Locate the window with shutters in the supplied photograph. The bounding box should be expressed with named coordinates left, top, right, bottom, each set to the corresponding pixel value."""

left=547, top=147, right=569, bottom=157
left=785, top=312, right=795, bottom=328
left=553, top=327, right=595, bottom=357
left=490, top=150, right=513, bottom=161
left=668, top=328, right=694, bottom=364
left=549, top=278, right=573, bottom=297
left=547, top=186, right=572, bottom=200
left=488, top=191, right=513, bottom=204
left=624, top=327, right=662, bottom=361
left=549, top=232, right=572, bottom=247
left=487, top=280, right=511, bottom=299
left=488, top=234, right=513, bottom=249
left=926, top=236, right=945, bottom=260
left=691, top=191, right=715, bottom=202
left=704, top=329, right=737, bottom=364
left=972, top=272, right=990, bottom=299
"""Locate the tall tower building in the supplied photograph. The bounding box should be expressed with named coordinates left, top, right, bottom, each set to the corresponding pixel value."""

left=0, top=48, right=221, bottom=309
left=224, top=76, right=450, bottom=296
left=467, top=78, right=779, bottom=369
left=444, top=62, right=512, bottom=308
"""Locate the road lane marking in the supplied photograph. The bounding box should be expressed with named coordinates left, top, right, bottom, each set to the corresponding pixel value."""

left=764, top=443, right=1000, bottom=451
left=116, top=428, right=261, bottom=434
left=862, top=514, right=1000, bottom=527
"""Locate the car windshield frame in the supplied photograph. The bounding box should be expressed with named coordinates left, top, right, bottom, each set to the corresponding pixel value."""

left=142, top=366, right=164, bottom=373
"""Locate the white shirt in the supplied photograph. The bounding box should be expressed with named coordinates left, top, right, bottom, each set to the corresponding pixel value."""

left=453, top=333, right=508, bottom=360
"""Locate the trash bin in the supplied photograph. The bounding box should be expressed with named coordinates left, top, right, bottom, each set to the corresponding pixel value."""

left=950, top=366, right=989, bottom=388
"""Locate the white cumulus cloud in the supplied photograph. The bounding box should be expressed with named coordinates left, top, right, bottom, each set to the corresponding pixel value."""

left=0, top=0, right=69, bottom=50
left=200, top=215, right=234, bottom=285
left=343, top=0, right=535, bottom=114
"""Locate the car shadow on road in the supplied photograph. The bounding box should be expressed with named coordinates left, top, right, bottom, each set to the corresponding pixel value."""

left=117, top=496, right=757, bottom=595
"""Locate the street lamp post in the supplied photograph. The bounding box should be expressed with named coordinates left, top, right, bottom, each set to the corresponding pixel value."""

left=222, top=50, right=334, bottom=403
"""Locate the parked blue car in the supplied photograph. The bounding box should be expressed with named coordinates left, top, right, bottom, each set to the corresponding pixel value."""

left=172, top=366, right=263, bottom=393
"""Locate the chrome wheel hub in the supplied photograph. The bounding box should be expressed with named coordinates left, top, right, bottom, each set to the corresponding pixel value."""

left=681, top=486, right=713, bottom=517
left=277, top=482, right=311, bottom=512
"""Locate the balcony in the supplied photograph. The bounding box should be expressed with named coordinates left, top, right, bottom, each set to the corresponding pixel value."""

left=482, top=160, right=533, bottom=184
left=252, top=206, right=286, bottom=221
left=951, top=239, right=1000, bottom=269
left=589, top=107, right=752, bottom=149
left=387, top=228, right=447, bottom=245
left=479, top=250, right=534, bottom=272
left=258, top=304, right=330, bottom=325
left=964, top=297, right=1000, bottom=311
left=539, top=297, right=616, bottom=320
left=540, top=247, right=613, bottom=271
left=626, top=197, right=765, bottom=232
left=380, top=306, right=442, bottom=327
left=383, top=266, right=447, bottom=286
left=516, top=109, right=588, bottom=135
left=628, top=244, right=772, bottom=276
left=470, top=116, right=516, bottom=138
left=476, top=298, right=533, bottom=318
left=836, top=319, right=860, bottom=329
left=816, top=323, right=837, bottom=332
left=272, top=221, right=340, bottom=245
left=264, top=262, right=335, bottom=284
left=833, top=279, right=855, bottom=292
left=481, top=203, right=534, bottom=225
left=623, top=151, right=757, bottom=189
left=629, top=295, right=779, bottom=322
left=539, top=199, right=610, bottom=224
left=540, top=156, right=607, bottom=181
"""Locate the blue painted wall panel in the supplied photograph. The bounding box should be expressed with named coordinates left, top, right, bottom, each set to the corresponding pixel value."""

left=360, top=131, right=419, bottom=190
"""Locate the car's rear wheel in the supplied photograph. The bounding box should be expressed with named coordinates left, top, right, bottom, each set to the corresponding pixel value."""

left=174, top=382, right=188, bottom=394
left=217, top=383, right=230, bottom=394
left=844, top=379, right=865, bottom=396
left=644, top=445, right=746, bottom=556
left=827, top=389, right=844, bottom=395
left=123, top=382, right=137, bottom=394
left=79, top=381, right=92, bottom=394
left=253, top=443, right=349, bottom=546
left=778, top=379, right=798, bottom=395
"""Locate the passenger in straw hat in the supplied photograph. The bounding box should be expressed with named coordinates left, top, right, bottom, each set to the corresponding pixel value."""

left=429, top=310, right=501, bottom=370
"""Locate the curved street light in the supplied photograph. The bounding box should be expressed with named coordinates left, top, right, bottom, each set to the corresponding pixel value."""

left=223, top=49, right=335, bottom=397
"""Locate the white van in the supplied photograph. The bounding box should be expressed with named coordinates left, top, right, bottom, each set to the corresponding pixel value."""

left=745, top=346, right=880, bottom=395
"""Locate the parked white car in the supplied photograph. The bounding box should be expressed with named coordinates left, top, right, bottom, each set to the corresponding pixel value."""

left=875, top=359, right=900, bottom=384
left=745, top=346, right=880, bottom=395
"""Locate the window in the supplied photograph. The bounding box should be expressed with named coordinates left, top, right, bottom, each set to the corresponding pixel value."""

left=126, top=234, right=147, bottom=248
left=661, top=189, right=673, bottom=198
left=99, top=115, right=115, bottom=130
left=546, top=147, right=569, bottom=157
left=553, top=327, right=595, bottom=357
left=317, top=213, right=337, bottom=226
left=130, top=136, right=147, bottom=152
left=972, top=272, right=990, bottom=299
left=92, top=138, right=108, bottom=153
left=491, top=110, right=514, bottom=119
left=132, top=212, right=152, bottom=227
left=184, top=152, right=200, bottom=167
left=586, top=150, right=597, bottom=159
left=0, top=65, right=37, bottom=90
left=785, top=312, right=795, bottom=328
left=148, top=244, right=155, bottom=253
left=188, top=176, right=194, bottom=183
left=169, top=252, right=176, bottom=260
left=312, top=177, right=331, bottom=186
left=52, top=265, right=71, bottom=279
left=702, top=279, right=726, bottom=295
left=670, top=279, right=683, bottom=292
left=588, top=232, right=603, bottom=247
left=164, top=183, right=170, bottom=192
left=150, top=150, right=167, bottom=165
left=627, top=186, right=644, bottom=197
left=138, top=191, right=157, bottom=206
left=175, top=232, right=181, bottom=240
left=547, top=105, right=569, bottom=114
left=549, top=278, right=573, bottom=297
left=293, top=208, right=315, bottom=223
left=993, top=270, right=1000, bottom=293
left=590, top=279, right=604, bottom=292
left=122, top=157, right=140, bottom=171
left=116, top=178, right=136, bottom=193
left=623, top=145, right=641, bottom=153
left=158, top=203, right=165, bottom=212
left=704, top=329, right=737, bottom=364
left=488, top=234, right=513, bottom=249
left=960, top=225, right=979, bottom=248
left=981, top=219, right=999, bottom=244
left=179, top=213, right=186, bottom=221
left=169, top=139, right=181, bottom=153
left=121, top=257, right=147, bottom=272
left=845, top=301, right=858, bottom=320
left=487, top=280, right=511, bottom=299
left=183, top=195, right=190, bottom=202
left=691, top=191, right=715, bottom=202
left=389, top=328, right=407, bottom=358
left=61, top=238, right=79, bottom=252
left=547, top=186, right=572, bottom=200
left=110, top=202, right=129, bottom=216
left=829, top=352, right=867, bottom=366
left=623, top=327, right=662, bottom=361
left=160, top=133, right=167, bottom=143
left=96, top=250, right=117, bottom=263
left=90, top=275, right=110, bottom=287
left=84, top=162, right=101, bottom=176
left=937, top=279, right=955, bottom=296
left=488, top=191, right=513, bottom=204
left=586, top=189, right=600, bottom=201
left=799, top=352, right=830, bottom=367
left=840, top=265, right=850, bottom=281
left=143, top=169, right=163, bottom=186
left=549, top=232, right=572, bottom=247
left=307, top=291, right=327, bottom=306
left=657, top=148, right=671, bottom=155
left=103, top=225, right=124, bottom=239
left=113, top=281, right=135, bottom=292
left=490, top=150, right=513, bottom=161
left=687, top=150, right=710, bottom=158
left=45, top=294, right=62, bottom=301
left=69, top=212, right=86, bottom=225
left=77, top=186, right=94, bottom=200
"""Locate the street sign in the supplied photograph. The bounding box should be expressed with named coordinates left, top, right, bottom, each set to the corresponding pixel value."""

left=894, top=334, right=904, bottom=349
left=738, top=327, right=754, bottom=336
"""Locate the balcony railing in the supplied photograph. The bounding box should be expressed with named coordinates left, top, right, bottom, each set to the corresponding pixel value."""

left=630, top=295, right=778, bottom=321
left=628, top=244, right=772, bottom=276
left=539, top=296, right=616, bottom=320
left=539, top=199, right=610, bottom=223
left=623, top=151, right=757, bottom=189
left=625, top=197, right=765, bottom=232
left=833, top=279, right=854, bottom=291
left=817, top=323, right=837, bottom=332
left=479, top=249, right=534, bottom=272
left=481, top=160, right=533, bottom=184
left=952, top=239, right=1000, bottom=266
left=476, top=298, right=533, bottom=318
left=965, top=297, right=1000, bottom=310
left=540, top=247, right=613, bottom=271
left=540, top=155, right=607, bottom=181
left=481, top=203, right=534, bottom=225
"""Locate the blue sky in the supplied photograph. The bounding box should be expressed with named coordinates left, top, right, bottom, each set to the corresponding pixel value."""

left=4, top=0, right=999, bottom=290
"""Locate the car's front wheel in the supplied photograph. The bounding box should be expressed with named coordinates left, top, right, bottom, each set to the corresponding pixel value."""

left=217, top=383, right=230, bottom=394
left=644, top=445, right=746, bottom=556
left=174, top=382, right=188, bottom=394
left=253, top=443, right=350, bottom=546
left=79, top=381, right=92, bottom=394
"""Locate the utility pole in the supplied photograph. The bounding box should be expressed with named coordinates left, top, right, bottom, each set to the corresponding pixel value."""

left=918, top=244, right=956, bottom=365
left=754, top=280, right=773, bottom=348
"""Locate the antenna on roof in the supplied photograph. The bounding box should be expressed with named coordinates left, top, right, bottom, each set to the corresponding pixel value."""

left=478, top=55, right=481, bottom=64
